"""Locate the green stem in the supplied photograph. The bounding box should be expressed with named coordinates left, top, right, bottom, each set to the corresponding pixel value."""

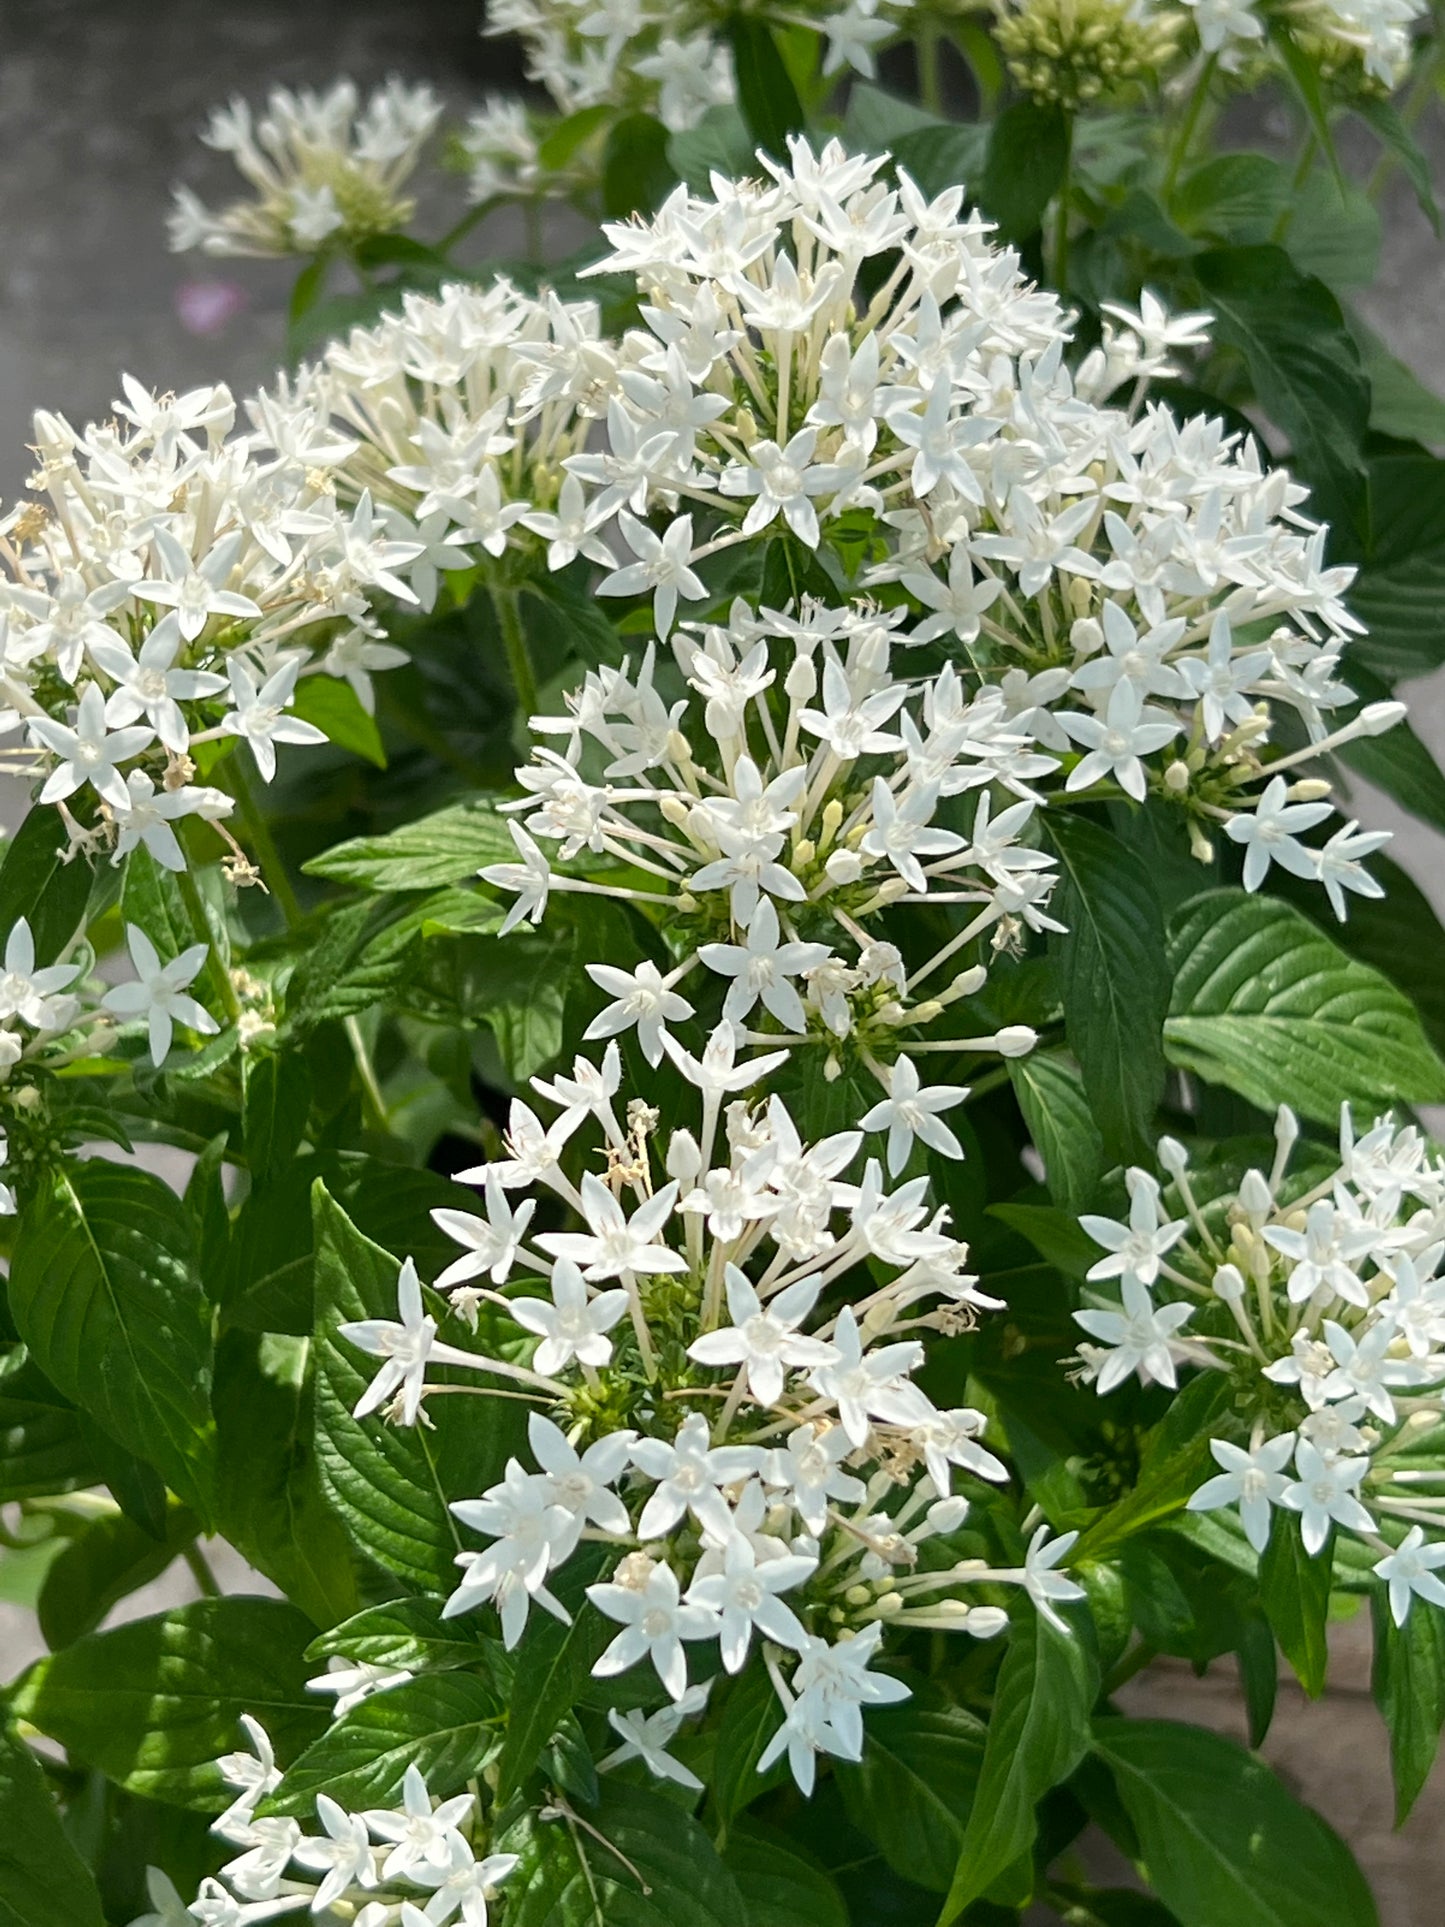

left=1053, top=115, right=1074, bottom=295
left=1271, top=134, right=1318, bottom=243
left=436, top=197, right=497, bottom=257
left=183, top=1543, right=221, bottom=1599
left=491, top=582, right=541, bottom=720
left=918, top=20, right=944, bottom=116
left=346, top=1014, right=391, bottom=1135
left=1163, top=54, right=1217, bottom=200
left=176, top=863, right=241, bottom=1025
left=228, top=752, right=303, bottom=930
left=1103, top=1638, right=1158, bottom=1696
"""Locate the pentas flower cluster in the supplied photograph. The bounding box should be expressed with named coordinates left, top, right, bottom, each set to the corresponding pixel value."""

left=481, top=0, right=911, bottom=142
left=1071, top=1106, right=1445, bottom=1622
left=145, top=1715, right=518, bottom=1925
left=1179, top=0, right=1425, bottom=86
left=169, top=78, right=443, bottom=259
left=342, top=1024, right=1084, bottom=1797
left=485, top=597, right=1057, bottom=1080
left=0, top=372, right=435, bottom=865
left=422, top=139, right=1394, bottom=922
left=291, top=279, right=603, bottom=604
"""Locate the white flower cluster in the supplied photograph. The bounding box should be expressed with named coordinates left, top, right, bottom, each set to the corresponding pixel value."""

left=342, top=1024, right=1084, bottom=1797
left=170, top=78, right=443, bottom=259
left=404, top=143, right=1393, bottom=959
left=293, top=278, right=605, bottom=608
left=1181, top=0, right=1424, bottom=86
left=140, top=1716, right=518, bottom=1926
left=1073, top=1106, right=1445, bottom=1623
left=0, top=372, right=438, bottom=865
left=476, top=0, right=910, bottom=156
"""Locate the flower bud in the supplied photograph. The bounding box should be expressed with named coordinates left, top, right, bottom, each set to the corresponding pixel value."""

left=1288, top=778, right=1331, bottom=801
left=964, top=1605, right=1009, bottom=1639
left=666, top=1129, right=702, bottom=1183
left=784, top=656, right=817, bottom=703
left=1157, top=1135, right=1189, bottom=1176
left=825, top=848, right=863, bottom=886
left=1360, top=700, right=1406, bottom=736
left=994, top=1024, right=1037, bottom=1058
left=1163, top=759, right=1190, bottom=793
left=1213, top=1262, right=1246, bottom=1302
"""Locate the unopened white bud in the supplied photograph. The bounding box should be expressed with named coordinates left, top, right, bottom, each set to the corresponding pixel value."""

left=825, top=848, right=863, bottom=885
left=1163, top=760, right=1190, bottom=793
left=1238, top=1168, right=1272, bottom=1222
left=666, top=1129, right=702, bottom=1183
left=1288, top=778, right=1331, bottom=802
left=964, top=1605, right=1009, bottom=1639
left=1070, top=616, right=1104, bottom=656
left=785, top=656, right=817, bottom=703
left=927, top=1496, right=970, bottom=1535
left=1213, top=1262, right=1246, bottom=1303
left=1274, top=1104, right=1299, bottom=1161
left=1157, top=1135, right=1189, bottom=1176
left=659, top=793, right=691, bottom=830
left=952, top=964, right=988, bottom=997
left=994, top=1025, right=1037, bottom=1058
left=1360, top=700, right=1406, bottom=737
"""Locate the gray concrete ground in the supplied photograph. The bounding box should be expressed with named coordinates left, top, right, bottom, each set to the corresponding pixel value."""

left=1, top=5, right=1443, bottom=1918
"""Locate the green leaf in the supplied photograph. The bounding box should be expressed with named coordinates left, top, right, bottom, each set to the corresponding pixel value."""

left=288, top=674, right=386, bottom=767
left=312, top=1183, right=524, bottom=1593
left=9, top=1162, right=214, bottom=1515
left=1350, top=319, right=1445, bottom=447
left=538, top=104, right=614, bottom=170
left=602, top=113, right=676, bottom=218
left=1071, top=1373, right=1235, bottom=1564
left=307, top=1595, right=498, bottom=1674
left=725, top=1826, right=849, bottom=1927
left=496, top=1547, right=613, bottom=1800
left=1093, top=1717, right=1379, bottom=1927
left=0, top=1355, right=99, bottom=1501
left=726, top=16, right=804, bottom=157
left=266, top=1672, right=504, bottom=1813
left=668, top=105, right=756, bottom=192
left=10, top=1597, right=325, bottom=1809
left=837, top=1698, right=985, bottom=1893
left=892, top=123, right=990, bottom=201
left=711, top=1660, right=789, bottom=1831
left=980, top=100, right=1070, bottom=244
left=1164, top=889, right=1445, bottom=1121
left=212, top=1331, right=360, bottom=1630
left=1371, top=1592, right=1445, bottom=1822
left=1044, top=813, right=1169, bottom=1163
left=1285, top=171, right=1380, bottom=292
left=1257, top=1514, right=1330, bottom=1698
left=1344, top=448, right=1445, bottom=681
left=499, top=1780, right=745, bottom=1926
left=0, top=806, right=94, bottom=965
left=1008, top=1052, right=1104, bottom=1212
left=36, top=1499, right=196, bottom=1650
left=0, top=1724, right=106, bottom=1927
left=242, top=1051, right=312, bottom=1183
left=303, top=799, right=515, bottom=891
left=1352, top=96, right=1440, bottom=234
left=938, top=1607, right=1097, bottom=1920
left=1267, top=25, right=1344, bottom=192
left=1192, top=247, right=1368, bottom=537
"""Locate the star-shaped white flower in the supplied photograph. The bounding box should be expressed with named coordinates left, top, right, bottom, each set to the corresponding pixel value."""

left=860, top=1056, right=970, bottom=1176
left=509, top=1257, right=630, bottom=1377
left=101, top=923, right=218, bottom=1066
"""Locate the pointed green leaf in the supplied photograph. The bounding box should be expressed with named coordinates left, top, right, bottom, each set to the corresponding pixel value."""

left=0, top=1724, right=106, bottom=1927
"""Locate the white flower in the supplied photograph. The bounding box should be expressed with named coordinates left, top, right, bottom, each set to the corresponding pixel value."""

left=101, top=923, right=218, bottom=1066
left=537, top=1172, right=688, bottom=1280
left=1280, top=1439, right=1375, bottom=1555
left=1374, top=1527, right=1445, bottom=1626
left=685, top=1530, right=815, bottom=1671
left=859, top=780, right=966, bottom=895
left=860, top=1056, right=970, bottom=1176
left=699, top=897, right=831, bottom=1031
left=1059, top=680, right=1179, bottom=802
left=600, top=1686, right=710, bottom=1791
left=584, top=960, right=694, bottom=1066
left=1074, top=1274, right=1195, bottom=1393
left=1017, top=1525, right=1086, bottom=1633
left=480, top=822, right=552, bottom=934
left=338, top=1257, right=478, bottom=1427
left=363, top=1765, right=474, bottom=1882
left=902, top=547, right=1002, bottom=646
left=91, top=613, right=228, bottom=753
left=0, top=917, right=80, bottom=1029
left=110, top=770, right=233, bottom=872
left=630, top=1411, right=762, bottom=1539
left=758, top=1621, right=909, bottom=1795
left=588, top=1558, right=721, bottom=1700
left=1186, top=1434, right=1296, bottom=1553
left=527, top=1412, right=634, bottom=1545
left=1080, top=1172, right=1185, bottom=1286
left=431, top=1175, right=537, bottom=1288
left=290, top=1796, right=375, bottom=1912
left=808, top=1304, right=931, bottom=1449
left=29, top=682, right=154, bottom=811
left=597, top=512, right=705, bottom=639
left=446, top=1462, right=575, bottom=1645
left=306, top=1655, right=414, bottom=1719
left=1315, top=818, right=1390, bottom=923
left=215, top=1716, right=281, bottom=1837
left=766, top=1422, right=866, bottom=1535
left=133, top=528, right=262, bottom=641
left=1225, top=775, right=1334, bottom=893
left=220, top=656, right=327, bottom=782
left=724, top=429, right=834, bottom=547
left=411, top=1835, right=520, bottom=1927
left=509, top=1257, right=631, bottom=1376
left=688, top=1265, right=837, bottom=1407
